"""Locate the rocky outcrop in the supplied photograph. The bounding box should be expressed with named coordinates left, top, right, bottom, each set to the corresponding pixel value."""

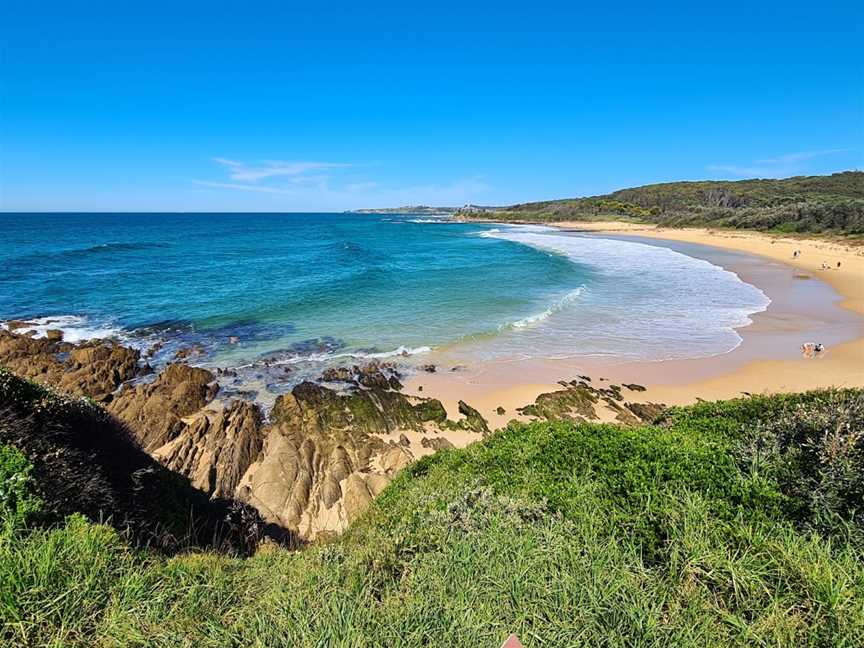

left=95, top=354, right=464, bottom=540
left=518, top=381, right=599, bottom=421
left=421, top=436, right=455, bottom=451
left=65, top=344, right=143, bottom=401
left=0, top=329, right=669, bottom=543
left=0, top=369, right=278, bottom=554
left=108, top=363, right=218, bottom=451
left=0, top=329, right=142, bottom=401
left=452, top=400, right=492, bottom=435
left=518, top=379, right=665, bottom=425
left=233, top=379, right=445, bottom=538
left=154, top=400, right=264, bottom=497
left=0, top=328, right=491, bottom=540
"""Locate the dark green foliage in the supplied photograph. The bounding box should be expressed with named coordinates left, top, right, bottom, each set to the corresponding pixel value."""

left=734, top=389, right=864, bottom=535
left=0, top=445, right=42, bottom=528
left=3, top=388, right=863, bottom=645
left=472, top=171, right=864, bottom=236
left=0, top=369, right=280, bottom=553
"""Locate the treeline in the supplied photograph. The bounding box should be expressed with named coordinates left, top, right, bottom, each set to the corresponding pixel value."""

left=465, top=171, right=864, bottom=236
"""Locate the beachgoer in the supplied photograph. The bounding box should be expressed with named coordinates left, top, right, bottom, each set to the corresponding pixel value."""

left=802, top=342, right=825, bottom=356
left=801, top=342, right=825, bottom=357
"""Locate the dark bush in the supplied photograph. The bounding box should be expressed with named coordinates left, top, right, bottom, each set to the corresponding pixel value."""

left=734, top=389, right=864, bottom=535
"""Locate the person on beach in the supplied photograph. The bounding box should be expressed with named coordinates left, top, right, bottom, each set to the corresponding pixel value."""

left=801, top=342, right=826, bottom=357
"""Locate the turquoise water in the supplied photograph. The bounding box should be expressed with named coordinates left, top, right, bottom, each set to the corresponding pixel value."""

left=1, top=213, right=769, bottom=395
left=0, top=212, right=587, bottom=358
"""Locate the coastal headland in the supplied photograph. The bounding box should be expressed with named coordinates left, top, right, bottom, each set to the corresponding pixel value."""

left=3, top=222, right=862, bottom=544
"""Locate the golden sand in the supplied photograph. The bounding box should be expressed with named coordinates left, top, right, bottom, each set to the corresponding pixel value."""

left=405, top=223, right=864, bottom=432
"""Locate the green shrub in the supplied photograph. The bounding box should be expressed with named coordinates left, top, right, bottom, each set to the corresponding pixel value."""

left=0, top=445, right=42, bottom=529
left=2, top=389, right=863, bottom=646
left=734, top=389, right=864, bottom=535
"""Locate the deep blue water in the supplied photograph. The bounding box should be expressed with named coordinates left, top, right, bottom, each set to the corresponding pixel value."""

left=0, top=213, right=588, bottom=361
left=1, top=213, right=771, bottom=398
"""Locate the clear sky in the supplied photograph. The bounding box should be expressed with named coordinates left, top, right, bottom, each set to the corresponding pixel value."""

left=1, top=1, right=861, bottom=212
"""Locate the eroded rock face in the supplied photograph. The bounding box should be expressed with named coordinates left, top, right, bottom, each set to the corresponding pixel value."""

left=518, top=378, right=665, bottom=425
left=0, top=329, right=141, bottom=401
left=0, top=329, right=491, bottom=540
left=109, top=363, right=219, bottom=451
left=154, top=400, right=264, bottom=497
left=233, top=380, right=443, bottom=538
left=102, top=356, right=465, bottom=539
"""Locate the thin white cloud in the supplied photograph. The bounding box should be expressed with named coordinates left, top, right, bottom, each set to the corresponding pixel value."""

left=192, top=180, right=297, bottom=194
left=755, top=149, right=851, bottom=165
left=213, top=157, right=350, bottom=182
left=192, top=157, right=491, bottom=210
left=708, top=148, right=854, bottom=178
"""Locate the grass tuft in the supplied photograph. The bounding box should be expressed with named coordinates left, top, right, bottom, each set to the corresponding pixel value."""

left=1, top=387, right=862, bottom=645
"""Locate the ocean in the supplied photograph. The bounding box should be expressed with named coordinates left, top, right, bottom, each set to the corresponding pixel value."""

left=1, top=212, right=769, bottom=397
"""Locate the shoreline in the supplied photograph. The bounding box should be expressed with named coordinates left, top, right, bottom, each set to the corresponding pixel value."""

left=403, top=222, right=864, bottom=430
left=3, top=221, right=862, bottom=534
left=5, top=220, right=862, bottom=437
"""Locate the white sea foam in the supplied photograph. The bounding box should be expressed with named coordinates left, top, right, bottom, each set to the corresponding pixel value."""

left=354, top=345, right=433, bottom=359
left=506, top=286, right=586, bottom=329
left=2, top=315, right=127, bottom=343
left=232, top=344, right=433, bottom=370
left=478, top=224, right=771, bottom=362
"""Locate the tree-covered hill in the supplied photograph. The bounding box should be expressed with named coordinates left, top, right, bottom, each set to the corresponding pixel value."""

left=464, top=171, right=864, bottom=236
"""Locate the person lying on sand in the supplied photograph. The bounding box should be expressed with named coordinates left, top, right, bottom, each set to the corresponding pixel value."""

left=801, top=342, right=825, bottom=357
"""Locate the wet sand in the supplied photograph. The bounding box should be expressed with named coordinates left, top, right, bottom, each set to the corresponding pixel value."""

left=405, top=223, right=864, bottom=431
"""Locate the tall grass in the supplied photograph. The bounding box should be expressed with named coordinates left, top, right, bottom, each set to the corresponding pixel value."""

left=1, top=390, right=863, bottom=646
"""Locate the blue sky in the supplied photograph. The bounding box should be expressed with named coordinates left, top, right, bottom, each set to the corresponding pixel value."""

left=1, top=1, right=861, bottom=212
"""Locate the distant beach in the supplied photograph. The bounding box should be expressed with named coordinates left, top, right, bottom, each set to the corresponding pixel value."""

left=2, top=213, right=862, bottom=439
left=404, top=223, right=864, bottom=430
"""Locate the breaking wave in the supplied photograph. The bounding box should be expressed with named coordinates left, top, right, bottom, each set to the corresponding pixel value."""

left=1, top=315, right=127, bottom=343
left=504, top=286, right=587, bottom=330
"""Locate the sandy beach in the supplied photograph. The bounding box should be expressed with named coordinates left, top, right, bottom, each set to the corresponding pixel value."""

left=405, top=222, right=864, bottom=430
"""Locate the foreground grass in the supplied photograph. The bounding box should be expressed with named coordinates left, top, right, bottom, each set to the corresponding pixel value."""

left=2, top=389, right=863, bottom=646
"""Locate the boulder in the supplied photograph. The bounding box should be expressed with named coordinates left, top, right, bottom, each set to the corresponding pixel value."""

left=109, top=363, right=218, bottom=450
left=0, top=330, right=141, bottom=401
left=421, top=436, right=455, bottom=451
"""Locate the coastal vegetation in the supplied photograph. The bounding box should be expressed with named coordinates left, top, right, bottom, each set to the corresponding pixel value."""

left=460, top=171, right=864, bottom=237
left=1, top=368, right=862, bottom=646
